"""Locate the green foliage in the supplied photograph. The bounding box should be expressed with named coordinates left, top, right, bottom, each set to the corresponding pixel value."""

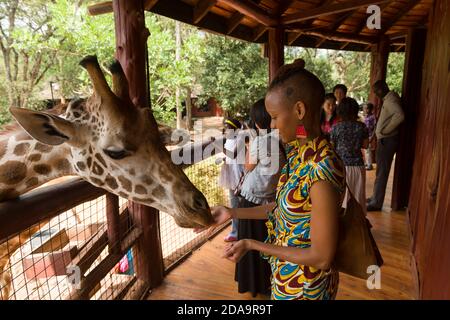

left=146, top=15, right=204, bottom=123
left=184, top=156, right=227, bottom=207
left=199, top=34, right=268, bottom=118
left=387, top=52, right=405, bottom=95
left=0, top=0, right=407, bottom=127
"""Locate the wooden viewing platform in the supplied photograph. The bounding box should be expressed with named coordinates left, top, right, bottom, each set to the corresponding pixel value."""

left=147, top=161, right=416, bottom=300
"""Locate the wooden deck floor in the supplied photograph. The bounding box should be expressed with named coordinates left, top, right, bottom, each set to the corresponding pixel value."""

left=148, top=160, right=417, bottom=300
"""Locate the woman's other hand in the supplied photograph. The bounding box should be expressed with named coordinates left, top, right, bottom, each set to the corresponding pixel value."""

left=222, top=240, right=250, bottom=263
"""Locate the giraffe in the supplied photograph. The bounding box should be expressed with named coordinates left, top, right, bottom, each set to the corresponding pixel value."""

left=0, top=56, right=213, bottom=299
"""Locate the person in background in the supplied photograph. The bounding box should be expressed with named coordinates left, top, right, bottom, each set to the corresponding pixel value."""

left=331, top=97, right=369, bottom=215
left=363, top=103, right=376, bottom=171
left=367, top=80, right=405, bottom=211
left=218, top=118, right=245, bottom=242
left=234, top=98, right=284, bottom=297
left=320, top=93, right=338, bottom=137
left=333, top=84, right=348, bottom=105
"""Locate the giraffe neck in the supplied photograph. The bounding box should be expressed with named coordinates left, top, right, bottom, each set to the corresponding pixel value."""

left=0, top=127, right=75, bottom=201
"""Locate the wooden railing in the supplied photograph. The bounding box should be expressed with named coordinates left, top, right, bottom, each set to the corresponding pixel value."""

left=0, top=135, right=226, bottom=300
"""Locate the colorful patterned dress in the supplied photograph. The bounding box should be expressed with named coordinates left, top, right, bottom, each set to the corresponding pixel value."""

left=263, top=135, right=345, bottom=300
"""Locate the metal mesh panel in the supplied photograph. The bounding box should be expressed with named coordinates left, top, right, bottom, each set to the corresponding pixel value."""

left=159, top=154, right=230, bottom=270
left=0, top=195, right=136, bottom=300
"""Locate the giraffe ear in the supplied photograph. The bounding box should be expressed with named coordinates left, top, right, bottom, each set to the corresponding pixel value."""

left=10, top=107, right=79, bottom=146
left=157, top=123, right=191, bottom=146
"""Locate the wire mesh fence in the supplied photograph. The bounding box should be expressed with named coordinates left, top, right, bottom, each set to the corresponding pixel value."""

left=0, top=141, right=230, bottom=299
left=0, top=193, right=137, bottom=300
left=160, top=153, right=231, bottom=270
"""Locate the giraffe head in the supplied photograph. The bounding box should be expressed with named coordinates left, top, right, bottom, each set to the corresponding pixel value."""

left=9, top=56, right=213, bottom=228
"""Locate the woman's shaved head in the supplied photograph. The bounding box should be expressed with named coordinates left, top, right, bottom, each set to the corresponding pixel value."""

left=265, top=59, right=325, bottom=142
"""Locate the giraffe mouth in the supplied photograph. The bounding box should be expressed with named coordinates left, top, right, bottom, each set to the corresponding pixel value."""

left=173, top=213, right=213, bottom=229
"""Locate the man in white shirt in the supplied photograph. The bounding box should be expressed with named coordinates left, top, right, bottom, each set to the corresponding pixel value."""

left=367, top=80, right=405, bottom=211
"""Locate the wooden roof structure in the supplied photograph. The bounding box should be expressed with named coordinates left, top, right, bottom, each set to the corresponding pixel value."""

left=88, top=0, right=433, bottom=52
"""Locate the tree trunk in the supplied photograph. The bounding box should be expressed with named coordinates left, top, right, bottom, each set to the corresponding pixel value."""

left=175, top=21, right=182, bottom=129
left=185, top=87, right=192, bottom=130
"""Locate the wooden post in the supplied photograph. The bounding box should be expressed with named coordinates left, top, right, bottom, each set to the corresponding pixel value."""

left=268, top=27, right=285, bottom=83
left=112, top=0, right=164, bottom=289
left=391, top=28, right=427, bottom=210
left=105, top=193, right=121, bottom=254
left=368, top=36, right=390, bottom=115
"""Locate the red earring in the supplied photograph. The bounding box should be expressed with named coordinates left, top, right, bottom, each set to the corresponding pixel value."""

left=296, top=125, right=307, bottom=139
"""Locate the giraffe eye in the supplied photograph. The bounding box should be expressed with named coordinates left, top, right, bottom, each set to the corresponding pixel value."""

left=103, top=149, right=129, bottom=160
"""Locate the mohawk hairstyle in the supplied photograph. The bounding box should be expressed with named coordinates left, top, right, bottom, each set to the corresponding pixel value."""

left=268, top=59, right=325, bottom=119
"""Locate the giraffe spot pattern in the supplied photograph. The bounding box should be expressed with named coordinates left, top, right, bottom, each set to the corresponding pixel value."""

left=152, top=185, right=166, bottom=199
left=90, top=177, right=104, bottom=186
left=29, top=154, right=42, bottom=162
left=92, top=162, right=104, bottom=176
left=13, top=143, right=30, bottom=156
left=95, top=153, right=107, bottom=168
left=76, top=162, right=86, bottom=171
left=118, top=191, right=128, bottom=199
left=35, top=143, right=53, bottom=153
left=105, top=175, right=118, bottom=190
left=141, top=175, right=153, bottom=186
left=55, top=158, right=71, bottom=172
left=135, top=185, right=147, bottom=195
left=118, top=176, right=132, bottom=192
left=33, top=164, right=52, bottom=175
left=25, top=177, right=39, bottom=189
left=0, top=161, right=27, bottom=185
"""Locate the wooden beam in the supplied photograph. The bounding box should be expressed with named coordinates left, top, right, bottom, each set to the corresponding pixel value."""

left=226, top=0, right=262, bottom=35
left=227, top=12, right=245, bottom=34
left=315, top=37, right=327, bottom=48
left=275, top=0, right=295, bottom=16
left=220, top=0, right=278, bottom=26
left=87, top=1, right=112, bottom=16
left=380, top=0, right=421, bottom=34
left=340, top=42, right=350, bottom=50
left=88, top=0, right=159, bottom=16
left=193, top=0, right=217, bottom=24
left=395, top=44, right=405, bottom=52
left=302, top=30, right=377, bottom=45
left=282, top=0, right=390, bottom=25
left=252, top=25, right=268, bottom=42
left=144, top=0, right=159, bottom=10
left=287, top=32, right=303, bottom=45
left=268, top=28, right=284, bottom=82
left=328, top=9, right=356, bottom=32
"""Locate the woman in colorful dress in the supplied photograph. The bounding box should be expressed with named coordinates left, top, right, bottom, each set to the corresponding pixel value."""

left=203, top=60, right=345, bottom=300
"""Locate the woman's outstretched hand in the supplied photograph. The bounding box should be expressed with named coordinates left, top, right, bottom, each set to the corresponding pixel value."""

left=193, top=206, right=234, bottom=234
left=222, top=240, right=250, bottom=263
